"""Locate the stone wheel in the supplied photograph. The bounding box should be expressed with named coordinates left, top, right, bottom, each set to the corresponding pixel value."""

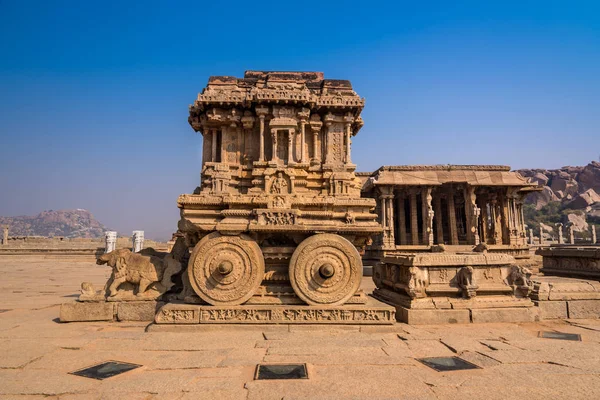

left=289, top=234, right=362, bottom=306
left=188, top=232, right=264, bottom=306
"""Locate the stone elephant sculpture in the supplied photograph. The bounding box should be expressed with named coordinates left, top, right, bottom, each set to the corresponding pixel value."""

left=96, top=248, right=168, bottom=298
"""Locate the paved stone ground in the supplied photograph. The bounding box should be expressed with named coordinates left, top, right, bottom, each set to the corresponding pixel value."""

left=1, top=255, right=600, bottom=399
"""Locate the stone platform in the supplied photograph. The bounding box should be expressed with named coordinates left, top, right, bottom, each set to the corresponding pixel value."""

left=538, top=245, right=600, bottom=280
left=154, top=297, right=396, bottom=325
left=532, top=276, right=600, bottom=319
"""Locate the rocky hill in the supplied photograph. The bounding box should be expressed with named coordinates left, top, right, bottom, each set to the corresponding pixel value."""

left=0, top=209, right=108, bottom=238
left=517, top=161, right=600, bottom=236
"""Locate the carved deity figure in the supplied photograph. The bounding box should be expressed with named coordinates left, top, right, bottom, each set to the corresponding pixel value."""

left=271, top=172, right=288, bottom=194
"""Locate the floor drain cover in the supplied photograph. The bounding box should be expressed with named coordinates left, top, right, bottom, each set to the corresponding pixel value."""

left=255, top=364, right=308, bottom=380
left=417, top=357, right=481, bottom=372
left=70, top=361, right=141, bottom=380
left=539, top=331, right=581, bottom=341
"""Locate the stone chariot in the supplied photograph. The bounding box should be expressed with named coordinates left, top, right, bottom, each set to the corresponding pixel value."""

left=173, top=71, right=383, bottom=316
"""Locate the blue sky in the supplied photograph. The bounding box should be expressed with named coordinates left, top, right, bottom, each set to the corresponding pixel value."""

left=1, top=0, right=599, bottom=240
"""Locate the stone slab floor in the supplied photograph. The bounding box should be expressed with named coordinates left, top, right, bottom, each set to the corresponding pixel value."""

left=1, top=255, right=600, bottom=399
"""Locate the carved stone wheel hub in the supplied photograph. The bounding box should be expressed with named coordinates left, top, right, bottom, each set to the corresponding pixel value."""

left=289, top=234, right=362, bottom=306
left=188, top=232, right=265, bottom=306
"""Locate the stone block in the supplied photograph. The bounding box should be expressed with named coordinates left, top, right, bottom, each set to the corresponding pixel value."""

left=534, top=301, right=568, bottom=319
left=396, top=307, right=470, bottom=325
left=60, top=302, right=114, bottom=322
left=567, top=300, right=600, bottom=319
left=117, top=301, right=163, bottom=321
left=471, top=307, right=538, bottom=323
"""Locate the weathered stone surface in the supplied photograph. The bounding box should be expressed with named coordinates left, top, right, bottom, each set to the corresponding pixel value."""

left=117, top=301, right=163, bottom=321
left=538, top=246, right=600, bottom=280
left=534, top=300, right=568, bottom=319
left=396, top=307, right=471, bottom=325
left=471, top=307, right=538, bottom=323
left=567, top=300, right=600, bottom=319
left=59, top=301, right=114, bottom=322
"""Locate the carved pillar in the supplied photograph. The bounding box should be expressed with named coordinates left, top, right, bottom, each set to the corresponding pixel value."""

left=271, top=129, right=278, bottom=162
left=211, top=129, right=217, bottom=162
left=386, top=194, right=395, bottom=248
left=465, top=186, right=479, bottom=245
left=258, top=116, right=265, bottom=162
left=421, top=187, right=432, bottom=244
left=2, top=226, right=8, bottom=245
left=539, top=222, right=544, bottom=245
left=529, top=228, right=534, bottom=245
left=593, top=225, right=597, bottom=244
left=479, top=197, right=488, bottom=244
left=132, top=231, right=144, bottom=253
left=104, top=231, right=117, bottom=253
left=220, top=126, right=227, bottom=163
left=447, top=188, right=459, bottom=245
left=324, top=122, right=332, bottom=164
left=312, top=129, right=319, bottom=161
left=434, top=194, right=444, bottom=244
left=287, top=129, right=294, bottom=164
left=397, top=192, right=407, bottom=245
left=410, top=190, right=419, bottom=245
left=345, top=122, right=352, bottom=164
left=300, top=121, right=306, bottom=163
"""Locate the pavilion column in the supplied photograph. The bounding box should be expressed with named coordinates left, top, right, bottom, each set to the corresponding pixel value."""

left=421, top=187, right=431, bottom=244
left=211, top=129, right=217, bottom=162
left=379, top=193, right=386, bottom=246
left=385, top=194, right=395, bottom=248
left=271, top=129, right=278, bottom=162
left=410, top=190, right=419, bottom=245
left=434, top=194, right=444, bottom=244
left=312, top=129, right=319, bottom=161
left=447, top=188, right=459, bottom=245
left=479, top=197, right=488, bottom=244
left=397, top=192, right=407, bottom=245
left=464, top=187, right=474, bottom=244
left=287, top=129, right=294, bottom=164
left=465, top=186, right=479, bottom=245
left=258, top=116, right=265, bottom=162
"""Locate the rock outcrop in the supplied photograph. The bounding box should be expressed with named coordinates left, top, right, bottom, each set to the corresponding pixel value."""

left=0, top=209, right=108, bottom=238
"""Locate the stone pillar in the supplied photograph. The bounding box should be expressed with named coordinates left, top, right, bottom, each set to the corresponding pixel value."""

left=556, top=223, right=564, bottom=244
left=465, top=186, right=479, bottom=245
left=287, top=129, right=294, bottom=164
left=211, top=129, right=217, bottom=162
left=324, top=122, right=332, bottom=164
left=2, top=226, right=8, bottom=245
left=447, top=189, right=459, bottom=245
left=397, top=193, right=407, bottom=245
left=410, top=190, right=419, bottom=245
left=434, top=195, right=444, bottom=244
left=421, top=187, right=432, bottom=245
left=593, top=225, right=597, bottom=244
left=345, top=122, right=352, bottom=164
left=104, top=231, right=117, bottom=253
left=539, top=222, right=544, bottom=245
left=259, top=116, right=265, bottom=162
left=529, top=228, right=534, bottom=245
left=312, top=129, right=319, bottom=162
left=568, top=224, right=575, bottom=244
left=300, top=121, right=306, bottom=163
left=271, top=129, right=278, bottom=162
left=480, top=201, right=488, bottom=244
left=132, top=231, right=144, bottom=253
left=386, top=194, right=395, bottom=248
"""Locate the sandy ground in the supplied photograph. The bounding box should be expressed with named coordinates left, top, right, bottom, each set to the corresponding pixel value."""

left=1, top=255, right=600, bottom=399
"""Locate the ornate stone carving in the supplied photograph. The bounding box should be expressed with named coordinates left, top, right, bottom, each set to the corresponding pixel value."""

left=289, top=234, right=362, bottom=306
left=96, top=249, right=170, bottom=300
left=507, top=265, right=533, bottom=297
left=456, top=266, right=478, bottom=298
left=188, top=232, right=265, bottom=306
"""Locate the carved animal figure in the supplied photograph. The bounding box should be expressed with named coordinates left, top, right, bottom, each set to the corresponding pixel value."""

left=472, top=243, right=488, bottom=253
left=456, top=266, right=478, bottom=298
left=96, top=249, right=167, bottom=297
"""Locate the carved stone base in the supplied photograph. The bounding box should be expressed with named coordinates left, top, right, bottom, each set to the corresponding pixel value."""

left=154, top=298, right=395, bottom=325
left=538, top=246, right=600, bottom=280
left=60, top=300, right=164, bottom=322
